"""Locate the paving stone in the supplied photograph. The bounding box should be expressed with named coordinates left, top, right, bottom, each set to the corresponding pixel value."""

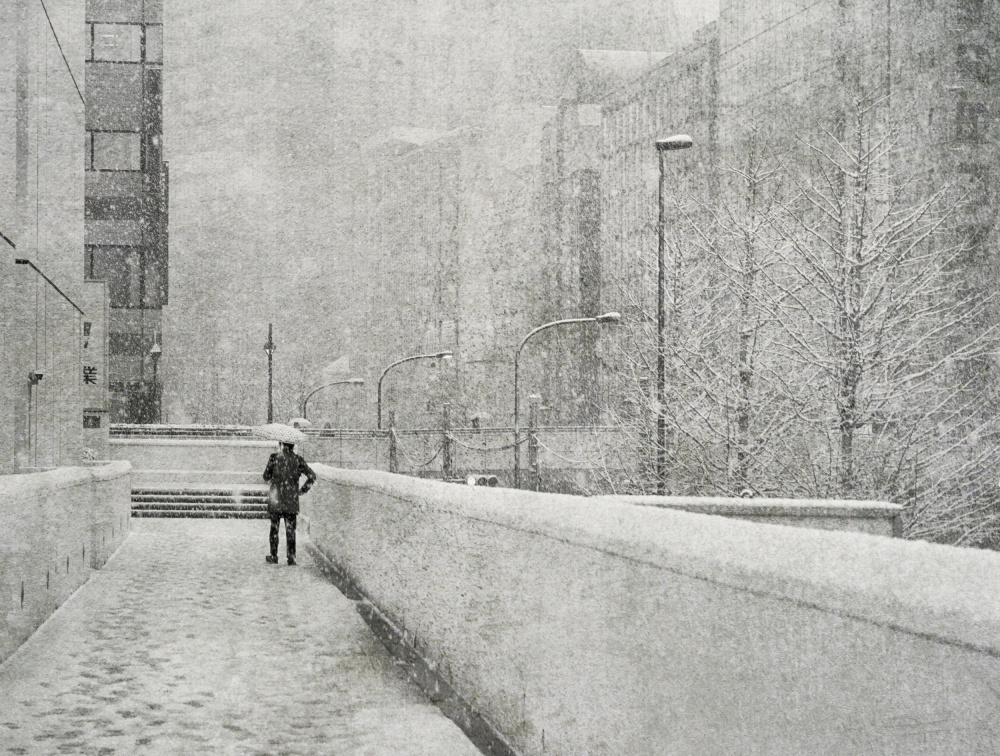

left=0, top=519, right=480, bottom=755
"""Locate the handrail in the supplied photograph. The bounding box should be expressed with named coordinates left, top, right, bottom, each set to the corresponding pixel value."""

left=15, top=259, right=86, bottom=317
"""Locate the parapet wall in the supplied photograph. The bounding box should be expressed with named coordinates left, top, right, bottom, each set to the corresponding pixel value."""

left=0, top=462, right=132, bottom=663
left=110, top=438, right=274, bottom=471
left=602, top=493, right=903, bottom=537
left=304, top=466, right=1000, bottom=755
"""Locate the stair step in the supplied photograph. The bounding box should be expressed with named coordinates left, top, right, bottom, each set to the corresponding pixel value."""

left=132, top=488, right=266, bottom=497
left=131, top=509, right=269, bottom=519
left=128, top=474, right=272, bottom=519
left=131, top=495, right=267, bottom=504
left=133, top=502, right=266, bottom=512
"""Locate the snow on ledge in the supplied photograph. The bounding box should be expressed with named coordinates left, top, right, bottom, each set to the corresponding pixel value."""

left=110, top=438, right=275, bottom=447
left=0, top=461, right=131, bottom=497
left=311, top=465, right=1000, bottom=656
left=601, top=493, right=902, bottom=518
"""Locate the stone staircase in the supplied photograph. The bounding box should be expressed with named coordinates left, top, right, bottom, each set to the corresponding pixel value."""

left=112, top=433, right=279, bottom=520
left=131, top=485, right=269, bottom=519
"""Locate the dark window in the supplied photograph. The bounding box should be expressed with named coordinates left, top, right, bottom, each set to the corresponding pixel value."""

left=86, top=245, right=143, bottom=307
left=957, top=0, right=984, bottom=23
left=109, top=332, right=146, bottom=356
left=957, top=101, right=988, bottom=143
left=959, top=162, right=989, bottom=206
left=142, top=68, right=162, bottom=133
left=83, top=414, right=102, bottom=429
left=86, top=244, right=166, bottom=309
left=955, top=224, right=992, bottom=268
left=957, top=44, right=989, bottom=84
left=86, top=64, right=143, bottom=131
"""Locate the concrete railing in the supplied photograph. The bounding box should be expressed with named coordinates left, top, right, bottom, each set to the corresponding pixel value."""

left=602, top=493, right=903, bottom=537
left=304, top=466, right=1000, bottom=755
left=0, top=461, right=132, bottom=663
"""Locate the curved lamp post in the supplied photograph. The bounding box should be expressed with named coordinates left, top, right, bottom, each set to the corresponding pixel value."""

left=377, top=351, right=453, bottom=430
left=655, top=134, right=693, bottom=494
left=513, top=312, right=621, bottom=488
left=301, top=378, right=364, bottom=420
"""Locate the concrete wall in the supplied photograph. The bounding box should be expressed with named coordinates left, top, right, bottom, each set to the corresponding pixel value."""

left=109, top=438, right=275, bottom=472
left=0, top=461, right=132, bottom=663
left=304, top=466, right=1000, bottom=755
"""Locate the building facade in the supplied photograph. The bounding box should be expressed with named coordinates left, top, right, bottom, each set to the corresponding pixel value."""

left=84, top=0, right=167, bottom=423
left=1, top=0, right=109, bottom=471
left=587, top=0, right=1000, bottom=500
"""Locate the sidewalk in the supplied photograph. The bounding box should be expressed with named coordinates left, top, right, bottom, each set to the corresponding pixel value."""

left=0, top=519, right=480, bottom=756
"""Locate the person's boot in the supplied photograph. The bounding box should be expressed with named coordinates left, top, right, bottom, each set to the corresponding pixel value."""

left=266, top=554, right=278, bottom=564
left=287, top=556, right=296, bottom=566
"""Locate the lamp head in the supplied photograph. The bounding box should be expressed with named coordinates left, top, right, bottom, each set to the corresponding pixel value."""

left=655, top=134, right=693, bottom=151
left=348, top=378, right=365, bottom=385
left=437, top=351, right=454, bottom=361
left=595, top=312, right=622, bottom=324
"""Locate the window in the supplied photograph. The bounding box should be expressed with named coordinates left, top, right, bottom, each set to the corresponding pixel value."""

left=93, top=24, right=142, bottom=62
left=957, top=0, right=983, bottom=23
left=956, top=101, right=988, bottom=143
left=85, top=132, right=92, bottom=170
left=92, top=132, right=141, bottom=170
left=109, top=333, right=146, bottom=356
left=83, top=414, right=102, bottom=429
left=951, top=224, right=993, bottom=270
left=145, top=25, right=163, bottom=63
left=959, top=162, right=989, bottom=206
left=957, top=44, right=989, bottom=84
left=86, top=245, right=143, bottom=308
left=86, top=64, right=143, bottom=130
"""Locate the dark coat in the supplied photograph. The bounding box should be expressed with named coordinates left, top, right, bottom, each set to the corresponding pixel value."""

left=263, top=446, right=317, bottom=515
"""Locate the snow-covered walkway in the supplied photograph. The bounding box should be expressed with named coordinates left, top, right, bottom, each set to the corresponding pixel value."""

left=0, top=519, right=479, bottom=755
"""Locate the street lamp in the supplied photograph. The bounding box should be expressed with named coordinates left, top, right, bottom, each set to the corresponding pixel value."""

left=513, top=312, right=621, bottom=488
left=263, top=324, right=275, bottom=423
left=301, top=378, right=364, bottom=420
left=377, top=351, right=453, bottom=430
left=149, top=341, right=162, bottom=423
left=655, top=134, right=693, bottom=495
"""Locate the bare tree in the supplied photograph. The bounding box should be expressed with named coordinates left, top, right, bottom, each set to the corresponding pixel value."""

left=771, top=92, right=997, bottom=508
left=597, top=94, right=1000, bottom=550
left=596, top=122, right=796, bottom=498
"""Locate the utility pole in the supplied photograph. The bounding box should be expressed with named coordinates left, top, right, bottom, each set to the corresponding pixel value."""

left=264, top=324, right=275, bottom=423
left=655, top=135, right=693, bottom=495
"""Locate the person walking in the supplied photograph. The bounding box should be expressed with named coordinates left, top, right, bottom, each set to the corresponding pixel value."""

left=262, top=441, right=316, bottom=565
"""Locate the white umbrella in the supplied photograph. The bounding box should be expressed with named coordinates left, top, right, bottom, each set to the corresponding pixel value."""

left=253, top=423, right=306, bottom=444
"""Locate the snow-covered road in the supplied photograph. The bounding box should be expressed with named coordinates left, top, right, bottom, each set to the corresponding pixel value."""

left=0, top=519, right=479, bottom=755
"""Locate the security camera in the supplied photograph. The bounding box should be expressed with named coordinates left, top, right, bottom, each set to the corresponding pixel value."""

left=29, top=370, right=44, bottom=384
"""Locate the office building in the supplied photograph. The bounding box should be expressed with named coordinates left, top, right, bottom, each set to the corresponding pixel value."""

left=84, top=0, right=168, bottom=423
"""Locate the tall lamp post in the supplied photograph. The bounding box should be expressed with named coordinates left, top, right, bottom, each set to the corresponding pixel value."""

left=513, top=312, right=621, bottom=488
left=149, top=341, right=162, bottom=423
left=377, top=351, right=453, bottom=430
left=655, top=134, right=693, bottom=495
left=263, top=324, right=275, bottom=423
left=301, top=378, right=364, bottom=420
